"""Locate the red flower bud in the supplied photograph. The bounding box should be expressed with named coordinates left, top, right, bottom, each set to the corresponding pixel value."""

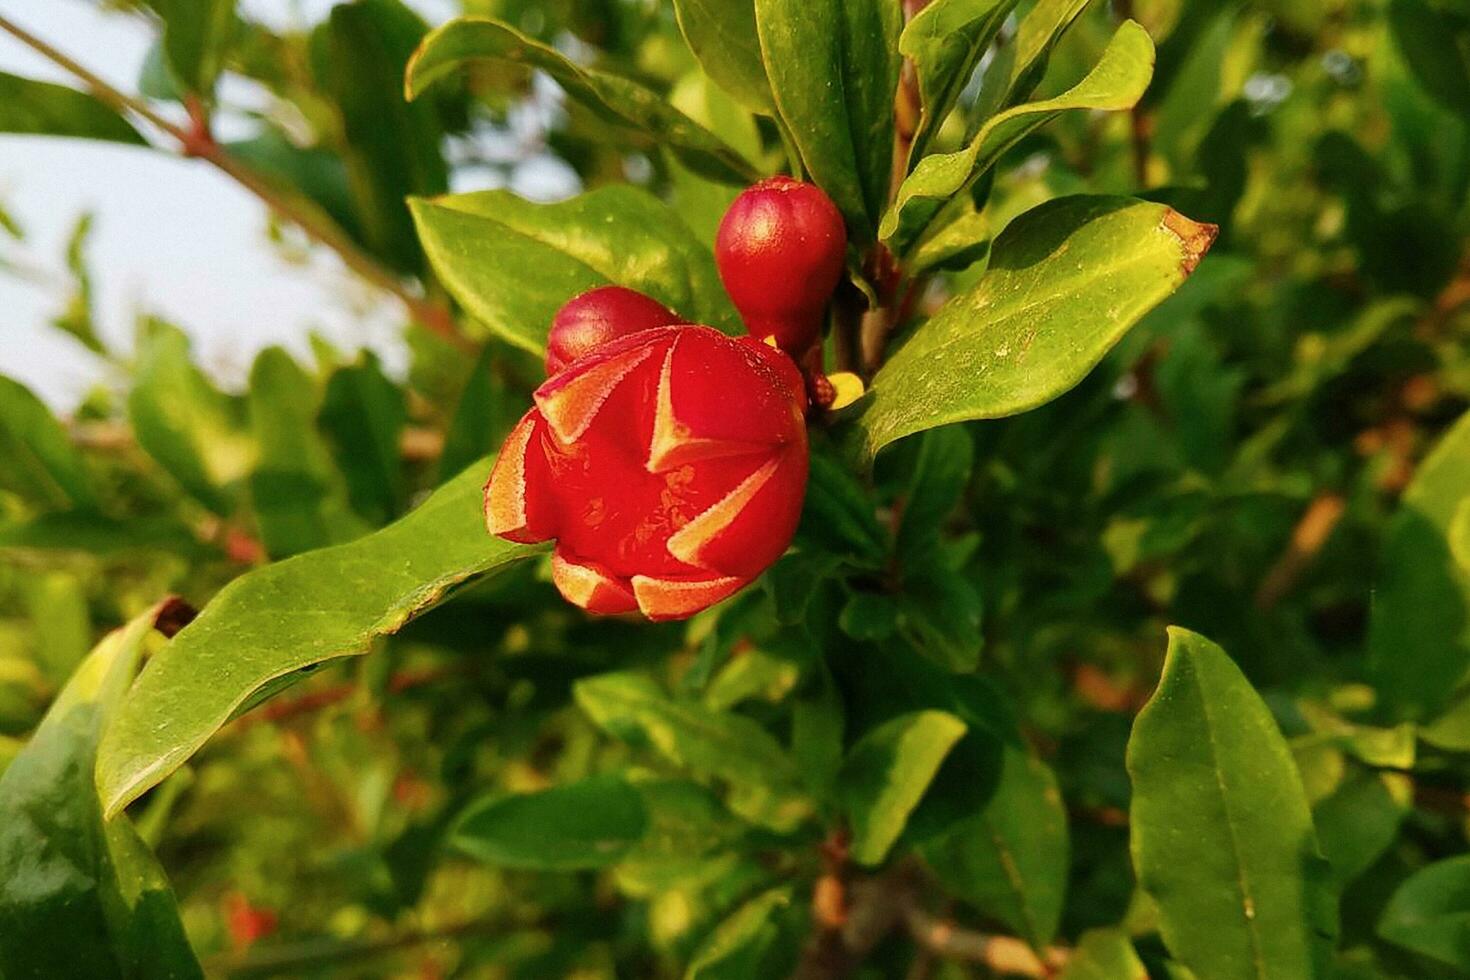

left=545, top=285, right=682, bottom=376
left=715, top=176, right=847, bottom=357
left=485, top=324, right=809, bottom=621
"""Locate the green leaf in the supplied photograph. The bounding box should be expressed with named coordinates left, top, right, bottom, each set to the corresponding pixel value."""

left=796, top=452, right=888, bottom=564
left=573, top=672, right=811, bottom=832
left=406, top=17, right=758, bottom=184
left=128, top=320, right=253, bottom=515
left=1388, top=0, right=1470, bottom=117
left=896, top=569, right=983, bottom=672
left=686, top=886, right=796, bottom=979
left=1378, top=854, right=1470, bottom=968
left=1127, top=628, right=1336, bottom=980
left=839, top=710, right=967, bottom=866
left=673, top=0, right=774, bottom=114
left=150, top=0, right=235, bottom=96
left=412, top=186, right=737, bottom=356
left=881, top=21, right=1155, bottom=255
left=899, top=0, right=1023, bottom=163
left=0, top=512, right=203, bottom=558
left=970, top=0, right=1095, bottom=123
left=95, top=459, right=538, bottom=817
left=227, top=129, right=363, bottom=245
left=896, top=425, right=974, bottom=563
left=0, top=606, right=202, bottom=980
left=317, top=353, right=406, bottom=526
left=51, top=211, right=105, bottom=355
left=919, top=744, right=1068, bottom=949
left=1057, top=928, right=1148, bottom=980
left=0, top=375, right=95, bottom=509
left=858, top=195, right=1216, bottom=458
left=247, top=348, right=365, bottom=558
left=438, top=346, right=505, bottom=482
left=452, top=775, right=648, bottom=870
left=315, top=0, right=449, bottom=274
left=1369, top=409, right=1470, bottom=718
left=754, top=0, right=901, bottom=241
left=0, top=73, right=147, bottom=145
left=22, top=571, right=92, bottom=686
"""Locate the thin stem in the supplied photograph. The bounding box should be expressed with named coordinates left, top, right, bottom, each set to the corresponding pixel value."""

left=0, top=12, right=186, bottom=139
left=0, top=13, right=467, bottom=350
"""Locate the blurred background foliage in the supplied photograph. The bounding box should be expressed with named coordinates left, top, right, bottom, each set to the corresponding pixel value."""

left=3, top=0, right=1470, bottom=976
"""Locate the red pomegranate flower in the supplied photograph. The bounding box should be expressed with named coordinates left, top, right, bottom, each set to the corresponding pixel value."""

left=485, top=322, right=809, bottom=621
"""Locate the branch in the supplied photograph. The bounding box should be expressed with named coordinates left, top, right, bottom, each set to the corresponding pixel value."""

left=902, top=905, right=1069, bottom=977
left=1254, top=492, right=1345, bottom=611
left=206, top=916, right=515, bottom=977
left=0, top=13, right=467, bottom=351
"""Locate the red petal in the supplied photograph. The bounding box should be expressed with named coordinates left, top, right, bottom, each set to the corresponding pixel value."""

left=666, top=448, right=807, bottom=579
left=484, top=410, right=557, bottom=543
left=551, top=550, right=638, bottom=615
left=632, top=572, right=747, bottom=621
left=646, top=332, right=778, bottom=472
left=535, top=341, right=658, bottom=445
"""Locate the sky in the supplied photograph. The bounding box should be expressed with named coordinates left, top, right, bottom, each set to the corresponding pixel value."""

left=0, top=0, right=467, bottom=409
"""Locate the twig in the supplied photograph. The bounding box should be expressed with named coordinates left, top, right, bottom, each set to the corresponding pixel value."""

left=206, top=916, right=515, bottom=977
left=1254, top=492, right=1346, bottom=611
left=0, top=13, right=466, bottom=350
left=902, top=905, right=1069, bottom=977
left=230, top=666, right=462, bottom=731
left=1111, top=0, right=1151, bottom=186
left=70, top=420, right=446, bottom=463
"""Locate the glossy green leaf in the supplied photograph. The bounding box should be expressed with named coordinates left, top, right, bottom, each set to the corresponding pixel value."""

left=1378, top=854, right=1470, bottom=968
left=1369, top=409, right=1470, bottom=718
left=1057, top=928, right=1147, bottom=980
left=859, top=195, right=1215, bottom=457
left=96, top=459, right=538, bottom=817
left=900, top=0, right=1022, bottom=163
left=573, top=672, right=811, bottom=832
left=247, top=348, right=365, bottom=558
left=754, top=0, right=900, bottom=241
left=412, top=186, right=737, bottom=355
left=452, top=775, right=648, bottom=870
left=0, top=607, right=202, bottom=980
left=317, top=353, right=406, bottom=526
left=150, top=0, right=235, bottom=95
left=0, top=375, right=95, bottom=509
left=839, top=710, right=966, bottom=865
left=406, top=17, right=758, bottom=184
left=128, top=320, right=253, bottom=516
left=315, top=0, right=449, bottom=273
left=1127, top=628, right=1336, bottom=979
left=970, top=0, right=1095, bottom=123
left=919, top=744, right=1068, bottom=949
left=882, top=21, right=1155, bottom=255
left=0, top=73, right=147, bottom=145
left=672, top=0, right=774, bottom=114
left=686, top=886, right=795, bottom=979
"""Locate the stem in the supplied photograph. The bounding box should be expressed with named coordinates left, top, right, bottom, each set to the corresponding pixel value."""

left=207, top=917, right=514, bottom=977
left=0, top=13, right=467, bottom=350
